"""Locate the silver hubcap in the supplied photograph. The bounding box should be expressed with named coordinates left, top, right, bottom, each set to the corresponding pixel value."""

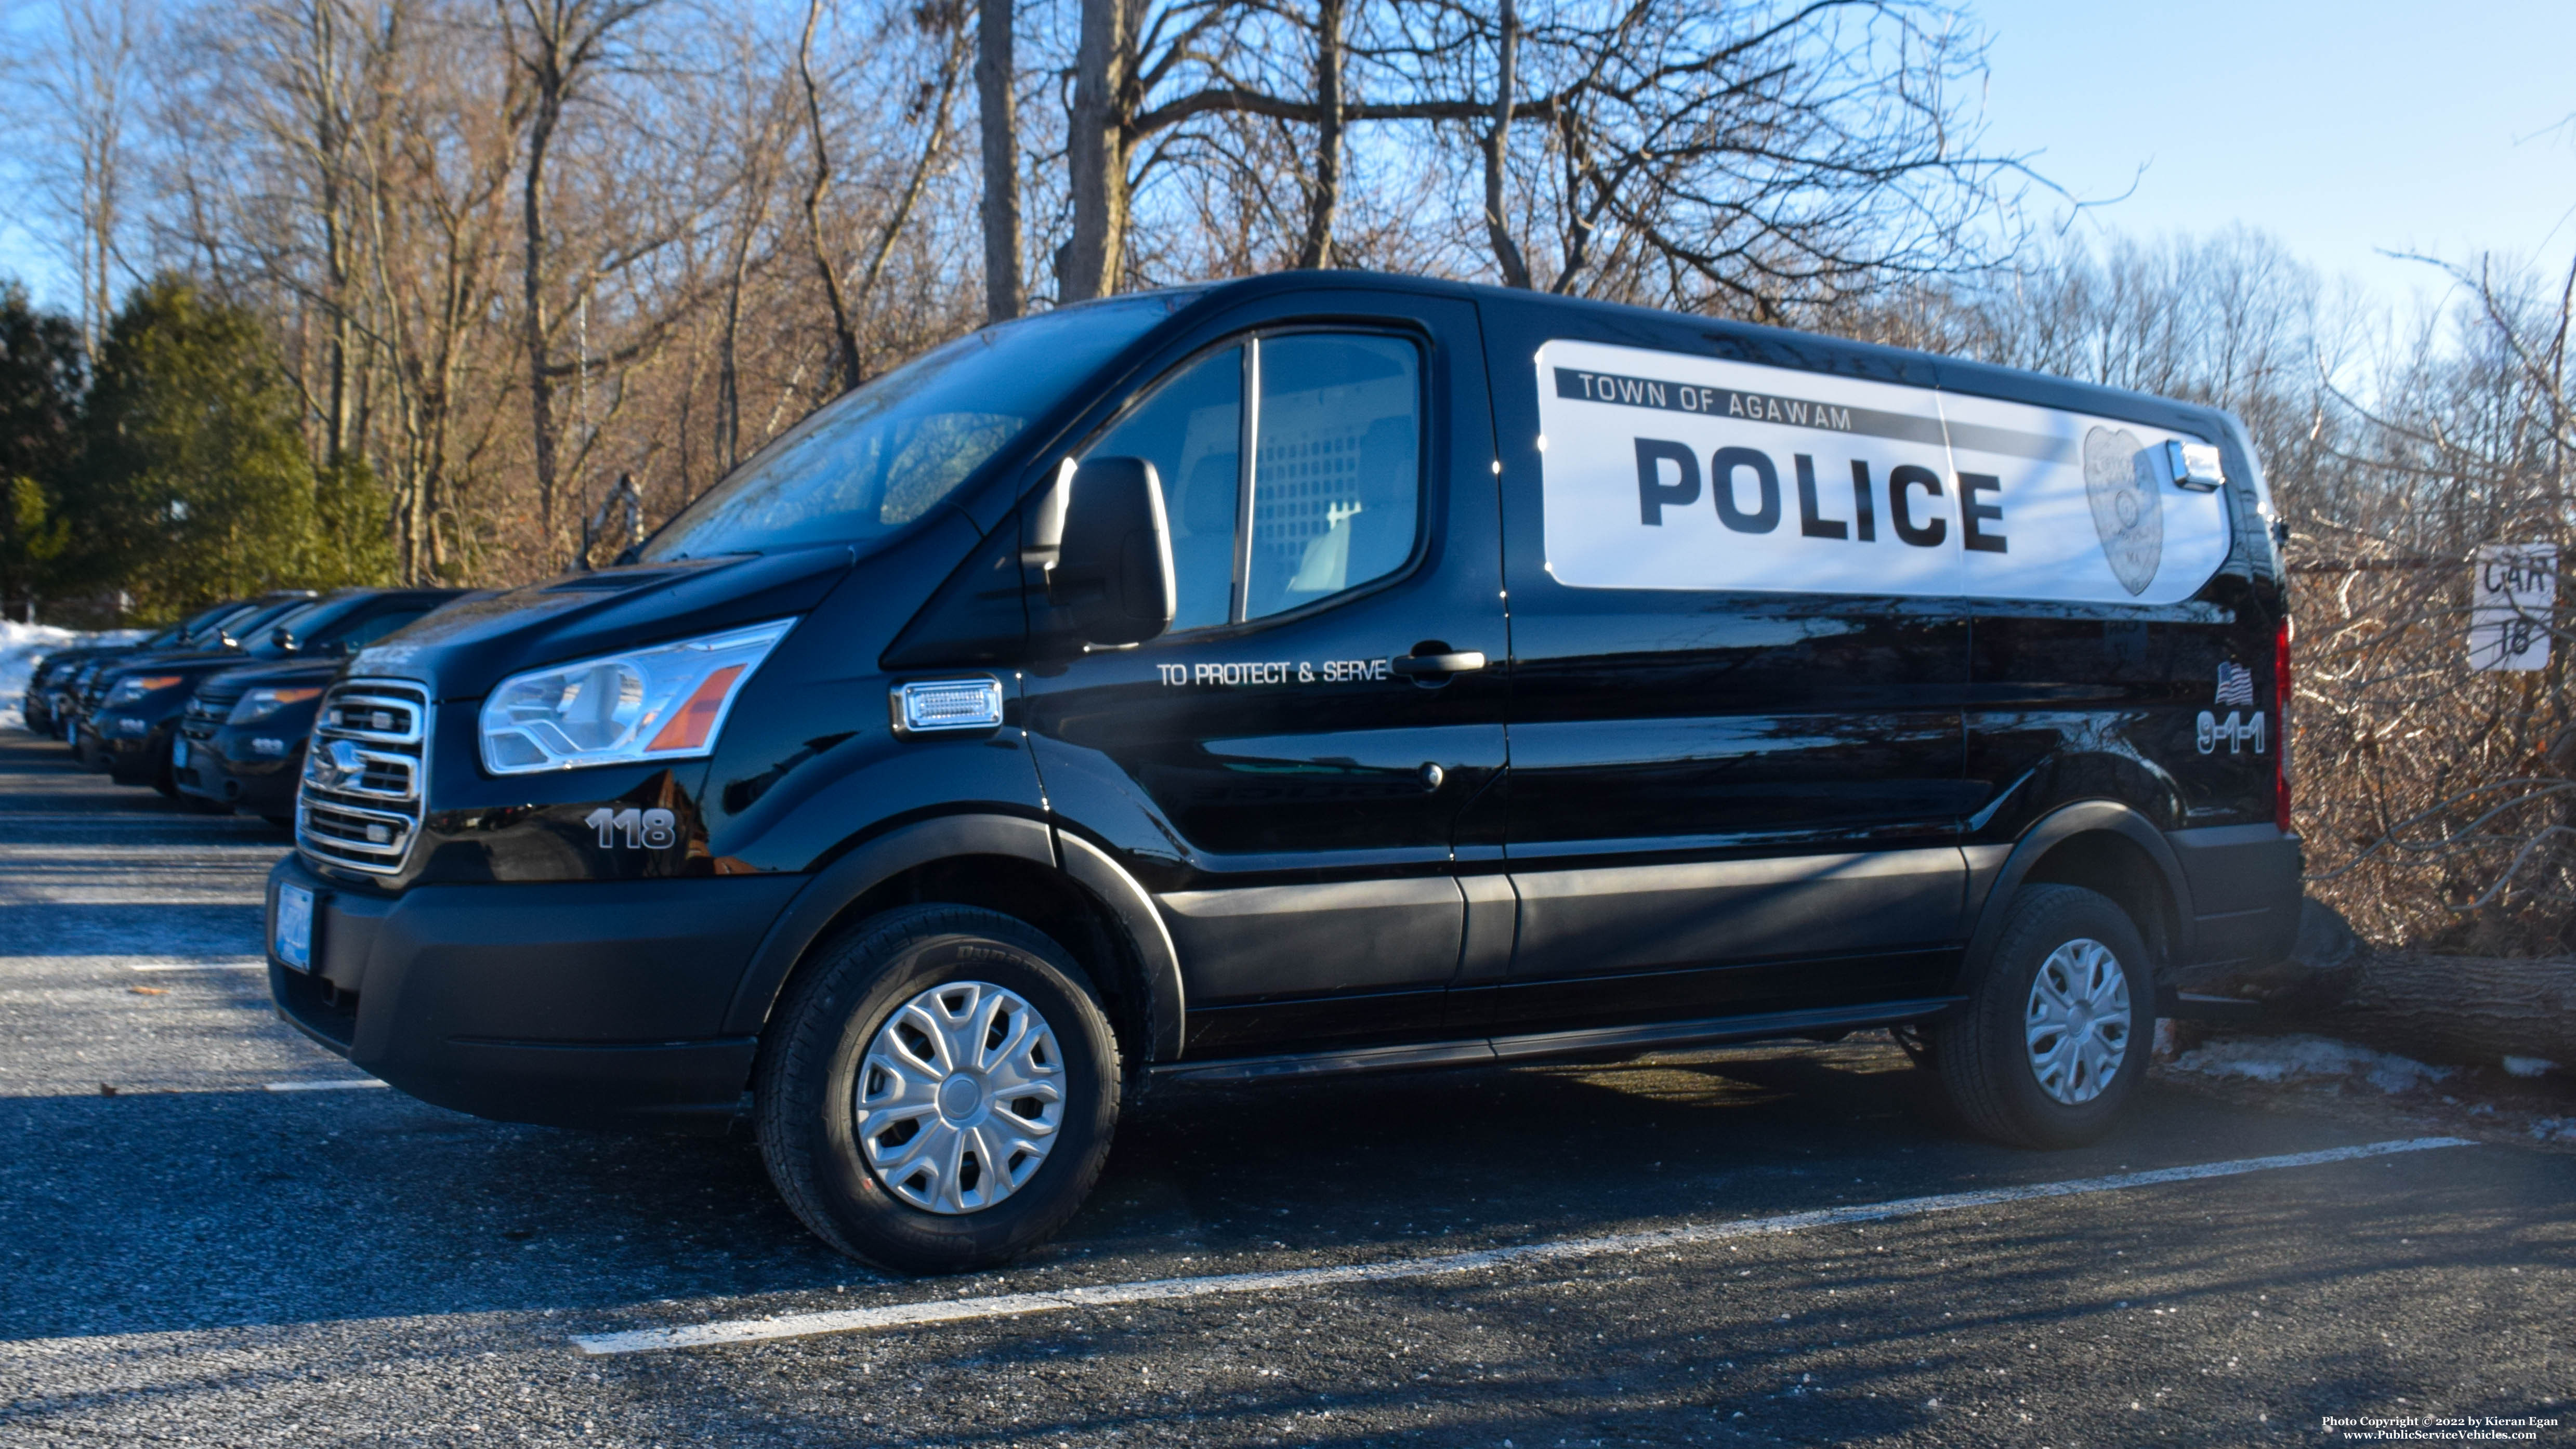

left=857, top=981, right=1064, bottom=1215
left=2024, top=937, right=2132, bottom=1105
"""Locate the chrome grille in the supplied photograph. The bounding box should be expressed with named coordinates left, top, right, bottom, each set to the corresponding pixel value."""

left=297, top=679, right=430, bottom=875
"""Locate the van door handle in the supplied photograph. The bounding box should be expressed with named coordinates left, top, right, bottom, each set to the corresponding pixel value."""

left=1389, top=650, right=1487, bottom=677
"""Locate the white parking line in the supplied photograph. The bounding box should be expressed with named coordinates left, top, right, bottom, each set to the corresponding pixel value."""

left=573, top=1136, right=2476, bottom=1356
left=129, top=962, right=266, bottom=972
left=262, top=1079, right=388, bottom=1092
left=0, top=812, right=272, bottom=825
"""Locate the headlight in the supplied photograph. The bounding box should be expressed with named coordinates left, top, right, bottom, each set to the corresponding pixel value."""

left=478, top=619, right=794, bottom=774
left=107, top=675, right=182, bottom=706
left=228, top=686, right=324, bottom=725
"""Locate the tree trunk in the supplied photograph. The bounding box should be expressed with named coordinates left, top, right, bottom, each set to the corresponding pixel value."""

left=1294, top=0, right=1343, bottom=270
left=308, top=0, right=354, bottom=464
left=1481, top=0, right=1530, bottom=289
left=522, top=77, right=563, bottom=565
left=715, top=230, right=749, bottom=475
left=2321, top=953, right=2576, bottom=1070
left=1062, top=0, right=1127, bottom=302
left=974, top=0, right=1022, bottom=322
left=850, top=24, right=965, bottom=349
left=797, top=0, right=861, bottom=392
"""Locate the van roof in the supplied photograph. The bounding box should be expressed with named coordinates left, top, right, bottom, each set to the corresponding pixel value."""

left=1149, top=269, right=2241, bottom=443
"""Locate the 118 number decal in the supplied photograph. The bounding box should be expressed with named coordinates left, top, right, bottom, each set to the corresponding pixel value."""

left=586, top=806, right=678, bottom=850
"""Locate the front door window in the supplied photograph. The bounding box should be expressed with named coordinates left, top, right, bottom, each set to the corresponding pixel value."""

left=1246, top=334, right=1422, bottom=620
left=1077, top=331, right=1424, bottom=633
left=1079, top=345, right=1243, bottom=633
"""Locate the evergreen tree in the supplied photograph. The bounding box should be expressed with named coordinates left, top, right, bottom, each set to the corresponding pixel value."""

left=63, top=279, right=391, bottom=617
left=0, top=282, right=85, bottom=619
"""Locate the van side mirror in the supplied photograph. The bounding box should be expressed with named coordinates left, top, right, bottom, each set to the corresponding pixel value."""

left=1028, top=456, right=1175, bottom=650
left=269, top=626, right=299, bottom=654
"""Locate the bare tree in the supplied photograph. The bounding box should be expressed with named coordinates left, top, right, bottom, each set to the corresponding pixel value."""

left=20, top=0, right=151, bottom=354
left=1044, top=1, right=2018, bottom=309
left=1293, top=0, right=1342, bottom=270
left=10, top=0, right=2035, bottom=600
left=803, top=0, right=968, bottom=393
left=1478, top=0, right=1527, bottom=287
left=795, top=0, right=862, bottom=389
left=974, top=0, right=1022, bottom=319
left=1061, top=0, right=1130, bottom=301
left=498, top=0, right=660, bottom=565
left=350, top=0, right=529, bottom=582
left=717, top=27, right=793, bottom=473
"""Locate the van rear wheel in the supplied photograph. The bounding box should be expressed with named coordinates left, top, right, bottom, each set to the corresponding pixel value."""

left=754, top=904, right=1121, bottom=1274
left=1929, top=884, right=2154, bottom=1149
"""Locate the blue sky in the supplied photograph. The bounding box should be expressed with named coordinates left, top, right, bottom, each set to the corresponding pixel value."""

left=4, top=1, right=2572, bottom=314
left=1972, top=0, right=2576, bottom=308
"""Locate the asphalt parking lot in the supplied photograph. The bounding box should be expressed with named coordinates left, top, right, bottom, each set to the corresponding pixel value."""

left=1, top=730, right=2570, bottom=1448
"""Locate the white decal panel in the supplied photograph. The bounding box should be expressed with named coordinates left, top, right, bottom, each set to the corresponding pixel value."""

left=1535, top=339, right=2232, bottom=604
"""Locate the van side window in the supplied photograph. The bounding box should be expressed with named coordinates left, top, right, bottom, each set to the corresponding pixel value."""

left=1081, top=345, right=1242, bottom=633
left=1246, top=334, right=1421, bottom=621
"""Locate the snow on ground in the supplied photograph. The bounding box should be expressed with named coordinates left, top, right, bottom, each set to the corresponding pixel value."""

left=0, top=622, right=144, bottom=732
left=2168, top=1033, right=2455, bottom=1095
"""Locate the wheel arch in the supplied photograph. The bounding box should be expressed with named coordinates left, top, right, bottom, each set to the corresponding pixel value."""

left=726, top=814, right=1186, bottom=1084
left=1962, top=801, right=2194, bottom=996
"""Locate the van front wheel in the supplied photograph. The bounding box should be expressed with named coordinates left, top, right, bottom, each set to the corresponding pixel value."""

left=1930, top=884, right=2154, bottom=1149
left=755, top=904, right=1122, bottom=1273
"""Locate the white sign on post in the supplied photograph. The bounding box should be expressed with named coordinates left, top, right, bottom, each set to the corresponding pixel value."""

left=2468, top=543, right=2557, bottom=671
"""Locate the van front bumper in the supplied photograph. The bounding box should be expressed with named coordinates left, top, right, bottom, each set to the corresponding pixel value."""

left=177, top=727, right=302, bottom=813
left=265, top=854, right=803, bottom=1132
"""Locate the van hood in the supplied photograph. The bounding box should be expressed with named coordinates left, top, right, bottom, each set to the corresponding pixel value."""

left=204, top=657, right=344, bottom=693
left=95, top=647, right=248, bottom=680
left=346, top=544, right=857, bottom=702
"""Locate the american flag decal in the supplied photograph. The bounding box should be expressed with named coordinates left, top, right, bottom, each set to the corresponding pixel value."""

left=2215, top=661, right=2255, bottom=707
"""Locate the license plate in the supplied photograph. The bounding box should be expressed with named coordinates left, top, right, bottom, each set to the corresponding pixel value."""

left=274, top=881, right=314, bottom=971
left=172, top=737, right=188, bottom=768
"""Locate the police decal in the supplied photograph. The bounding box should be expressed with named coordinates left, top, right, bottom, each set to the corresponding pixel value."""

left=2215, top=660, right=2255, bottom=706
left=1535, top=339, right=2233, bottom=605
left=1155, top=658, right=1390, bottom=687
left=2197, top=710, right=2266, bottom=755
left=2199, top=661, right=2265, bottom=755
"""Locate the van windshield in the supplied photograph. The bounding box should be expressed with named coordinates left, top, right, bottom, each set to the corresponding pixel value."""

left=246, top=596, right=360, bottom=658
left=641, top=295, right=1195, bottom=561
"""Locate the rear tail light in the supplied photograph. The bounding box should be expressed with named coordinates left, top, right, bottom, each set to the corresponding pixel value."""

left=2273, top=614, right=2294, bottom=834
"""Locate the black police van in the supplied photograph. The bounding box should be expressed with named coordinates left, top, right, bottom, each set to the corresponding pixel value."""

left=29, top=597, right=273, bottom=740
left=79, top=592, right=318, bottom=781
left=174, top=588, right=467, bottom=822
left=265, top=271, right=2299, bottom=1273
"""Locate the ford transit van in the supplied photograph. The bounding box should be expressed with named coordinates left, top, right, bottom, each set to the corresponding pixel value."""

left=265, top=271, right=2299, bottom=1272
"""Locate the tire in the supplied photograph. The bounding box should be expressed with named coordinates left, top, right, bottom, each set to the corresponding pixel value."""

left=1929, top=884, right=2156, bottom=1150
left=755, top=904, right=1122, bottom=1274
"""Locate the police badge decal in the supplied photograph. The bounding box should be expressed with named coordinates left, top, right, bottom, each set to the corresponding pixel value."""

left=2082, top=426, right=2163, bottom=596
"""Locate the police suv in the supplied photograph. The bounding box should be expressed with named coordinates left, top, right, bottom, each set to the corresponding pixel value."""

left=265, top=272, right=2299, bottom=1273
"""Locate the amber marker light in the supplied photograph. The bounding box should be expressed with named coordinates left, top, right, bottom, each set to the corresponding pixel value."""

left=108, top=674, right=186, bottom=705
left=229, top=686, right=325, bottom=724
left=646, top=665, right=746, bottom=754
